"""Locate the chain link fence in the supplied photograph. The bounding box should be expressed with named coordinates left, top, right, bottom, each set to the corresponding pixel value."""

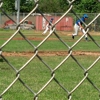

left=0, top=0, right=100, bottom=100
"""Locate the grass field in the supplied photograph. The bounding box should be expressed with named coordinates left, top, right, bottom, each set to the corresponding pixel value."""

left=0, top=29, right=100, bottom=100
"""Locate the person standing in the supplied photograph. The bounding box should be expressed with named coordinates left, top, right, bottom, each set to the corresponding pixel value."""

left=72, top=14, right=88, bottom=40
left=42, top=18, right=54, bottom=35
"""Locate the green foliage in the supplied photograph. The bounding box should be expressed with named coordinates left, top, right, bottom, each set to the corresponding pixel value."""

left=38, top=0, right=61, bottom=13
left=1, top=0, right=100, bottom=13
left=2, top=0, right=34, bottom=13
left=73, top=0, right=100, bottom=13
left=3, top=0, right=15, bottom=12
left=20, top=0, right=34, bottom=12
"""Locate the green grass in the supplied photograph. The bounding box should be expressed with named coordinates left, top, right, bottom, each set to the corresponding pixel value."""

left=0, top=39, right=99, bottom=52
left=0, top=56, right=100, bottom=100
left=0, top=30, right=100, bottom=52
left=0, top=29, right=100, bottom=100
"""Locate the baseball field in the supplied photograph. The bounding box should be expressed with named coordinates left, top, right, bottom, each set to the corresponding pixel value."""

left=0, top=29, right=100, bottom=100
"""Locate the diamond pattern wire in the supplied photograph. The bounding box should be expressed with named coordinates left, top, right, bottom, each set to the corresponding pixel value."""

left=0, top=0, right=100, bottom=100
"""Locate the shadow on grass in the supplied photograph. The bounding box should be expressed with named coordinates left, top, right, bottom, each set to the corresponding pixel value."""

left=0, top=58, right=4, bottom=62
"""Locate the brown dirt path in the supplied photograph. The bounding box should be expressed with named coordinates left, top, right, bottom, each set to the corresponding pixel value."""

left=2, top=51, right=100, bottom=57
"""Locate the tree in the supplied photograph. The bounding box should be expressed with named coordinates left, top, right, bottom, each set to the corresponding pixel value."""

left=2, top=0, right=15, bottom=12
left=38, top=0, right=62, bottom=13
left=2, top=0, right=34, bottom=13
left=1, top=0, right=100, bottom=13
left=73, top=0, right=100, bottom=13
left=20, top=0, right=34, bottom=12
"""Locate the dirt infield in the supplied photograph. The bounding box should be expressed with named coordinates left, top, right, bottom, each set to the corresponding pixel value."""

left=2, top=51, right=100, bottom=57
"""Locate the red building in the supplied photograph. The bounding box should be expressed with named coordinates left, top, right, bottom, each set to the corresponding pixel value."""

left=35, top=15, right=73, bottom=31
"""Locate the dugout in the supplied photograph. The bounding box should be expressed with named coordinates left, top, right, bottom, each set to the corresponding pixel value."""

left=35, top=15, right=73, bottom=31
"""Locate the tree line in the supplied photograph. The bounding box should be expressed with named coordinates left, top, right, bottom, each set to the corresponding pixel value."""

left=2, top=0, right=100, bottom=13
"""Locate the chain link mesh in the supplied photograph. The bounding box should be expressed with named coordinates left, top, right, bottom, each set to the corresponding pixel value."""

left=0, top=0, right=100, bottom=100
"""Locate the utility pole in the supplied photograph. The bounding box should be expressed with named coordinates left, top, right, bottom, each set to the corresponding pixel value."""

left=15, top=0, right=20, bottom=25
